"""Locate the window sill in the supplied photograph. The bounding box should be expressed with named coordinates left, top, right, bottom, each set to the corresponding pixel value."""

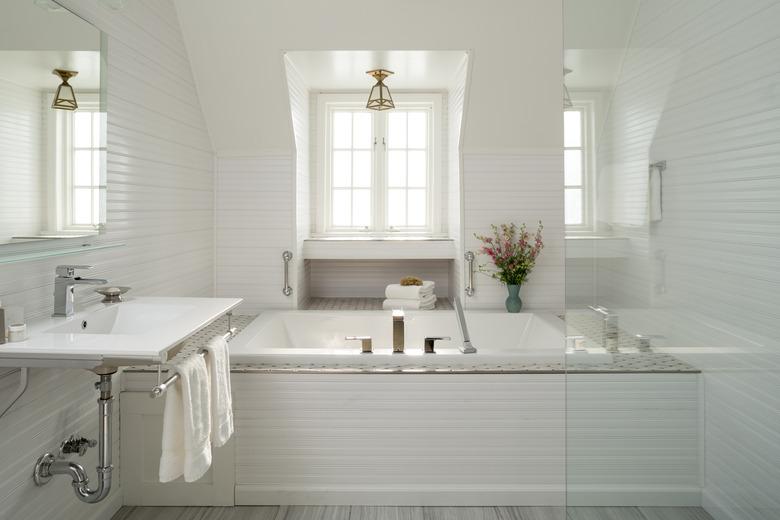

left=303, top=237, right=456, bottom=260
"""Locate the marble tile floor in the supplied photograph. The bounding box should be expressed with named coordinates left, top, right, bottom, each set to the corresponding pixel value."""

left=113, top=506, right=714, bottom=520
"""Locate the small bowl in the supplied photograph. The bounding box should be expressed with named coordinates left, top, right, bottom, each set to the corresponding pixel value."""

left=95, top=286, right=131, bottom=303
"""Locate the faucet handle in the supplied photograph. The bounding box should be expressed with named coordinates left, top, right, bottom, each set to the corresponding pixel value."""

left=424, top=336, right=451, bottom=354
left=56, top=265, right=93, bottom=277
left=345, top=336, right=372, bottom=354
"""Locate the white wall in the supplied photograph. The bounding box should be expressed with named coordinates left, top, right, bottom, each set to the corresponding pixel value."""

left=0, top=79, right=45, bottom=244
left=215, top=155, right=296, bottom=314
left=0, top=1, right=214, bottom=518
left=583, top=1, right=780, bottom=518
left=463, top=152, right=565, bottom=312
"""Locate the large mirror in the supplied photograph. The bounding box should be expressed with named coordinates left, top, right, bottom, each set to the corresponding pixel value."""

left=0, top=0, right=105, bottom=247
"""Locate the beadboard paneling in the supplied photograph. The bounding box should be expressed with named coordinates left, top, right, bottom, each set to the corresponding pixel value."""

left=232, top=373, right=565, bottom=506
left=308, top=260, right=451, bottom=298
left=0, top=1, right=214, bottom=518
left=215, top=154, right=296, bottom=314
left=463, top=152, right=565, bottom=312
left=230, top=372, right=697, bottom=506
left=584, top=1, right=780, bottom=518
left=0, top=79, right=45, bottom=244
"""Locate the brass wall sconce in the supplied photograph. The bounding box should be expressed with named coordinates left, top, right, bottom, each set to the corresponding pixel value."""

left=52, top=69, right=79, bottom=111
left=366, top=69, right=395, bottom=111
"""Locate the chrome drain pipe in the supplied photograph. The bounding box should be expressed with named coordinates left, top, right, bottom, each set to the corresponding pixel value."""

left=33, top=372, right=115, bottom=503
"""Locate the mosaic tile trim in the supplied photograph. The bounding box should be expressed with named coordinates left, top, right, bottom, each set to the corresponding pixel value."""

left=305, top=297, right=454, bottom=311
left=126, top=312, right=698, bottom=375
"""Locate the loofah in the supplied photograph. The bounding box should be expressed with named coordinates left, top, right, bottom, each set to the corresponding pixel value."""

left=400, top=276, right=423, bottom=286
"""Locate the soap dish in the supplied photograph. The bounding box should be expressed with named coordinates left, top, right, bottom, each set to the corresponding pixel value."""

left=95, top=286, right=131, bottom=303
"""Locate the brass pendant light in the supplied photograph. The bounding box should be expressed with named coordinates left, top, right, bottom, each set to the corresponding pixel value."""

left=52, top=69, right=79, bottom=111
left=366, top=69, right=395, bottom=111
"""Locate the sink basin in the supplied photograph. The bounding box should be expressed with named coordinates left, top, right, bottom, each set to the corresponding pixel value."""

left=0, top=296, right=242, bottom=369
left=46, top=302, right=196, bottom=335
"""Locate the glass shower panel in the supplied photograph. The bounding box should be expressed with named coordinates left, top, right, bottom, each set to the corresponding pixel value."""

left=564, top=1, right=780, bottom=519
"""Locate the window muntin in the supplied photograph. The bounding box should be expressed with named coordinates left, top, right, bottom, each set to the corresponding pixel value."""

left=330, top=110, right=373, bottom=229
left=386, top=110, right=429, bottom=229
left=319, top=94, right=439, bottom=236
left=564, top=107, right=587, bottom=227
left=70, top=110, right=103, bottom=227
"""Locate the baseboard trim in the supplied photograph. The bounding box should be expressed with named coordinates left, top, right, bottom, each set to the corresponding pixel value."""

left=566, top=486, right=701, bottom=507
left=235, top=485, right=701, bottom=507
left=235, top=486, right=565, bottom=506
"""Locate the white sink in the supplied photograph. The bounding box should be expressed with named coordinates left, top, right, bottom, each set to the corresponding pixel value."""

left=0, top=296, right=242, bottom=369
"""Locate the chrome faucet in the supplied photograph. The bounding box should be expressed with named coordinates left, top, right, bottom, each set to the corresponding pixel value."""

left=392, top=309, right=405, bottom=353
left=53, top=265, right=108, bottom=317
left=454, top=296, right=477, bottom=353
left=588, top=305, right=619, bottom=352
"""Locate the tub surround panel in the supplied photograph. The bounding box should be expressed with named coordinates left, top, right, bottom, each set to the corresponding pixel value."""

left=233, top=373, right=565, bottom=506
left=0, top=0, right=214, bottom=517
left=463, top=151, right=565, bottom=313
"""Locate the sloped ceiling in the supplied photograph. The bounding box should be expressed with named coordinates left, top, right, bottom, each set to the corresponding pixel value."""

left=173, top=0, right=563, bottom=155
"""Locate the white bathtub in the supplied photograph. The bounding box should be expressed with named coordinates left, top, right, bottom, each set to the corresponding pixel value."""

left=229, top=310, right=566, bottom=368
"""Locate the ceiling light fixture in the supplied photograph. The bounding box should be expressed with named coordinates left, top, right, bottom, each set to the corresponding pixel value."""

left=51, top=69, right=78, bottom=111
left=563, top=68, right=574, bottom=108
left=366, top=69, right=395, bottom=111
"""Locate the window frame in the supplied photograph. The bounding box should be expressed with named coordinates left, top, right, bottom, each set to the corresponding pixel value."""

left=51, top=94, right=106, bottom=233
left=564, top=100, right=596, bottom=233
left=315, top=92, right=442, bottom=237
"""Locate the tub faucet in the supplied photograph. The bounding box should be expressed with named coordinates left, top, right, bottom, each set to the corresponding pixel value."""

left=53, top=265, right=108, bottom=317
left=392, top=309, right=405, bottom=353
left=588, top=305, right=619, bottom=352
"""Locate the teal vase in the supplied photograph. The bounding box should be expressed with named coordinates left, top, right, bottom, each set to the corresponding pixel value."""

left=505, top=284, right=523, bottom=313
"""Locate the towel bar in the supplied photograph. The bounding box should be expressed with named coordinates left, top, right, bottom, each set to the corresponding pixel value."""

left=150, top=326, right=237, bottom=399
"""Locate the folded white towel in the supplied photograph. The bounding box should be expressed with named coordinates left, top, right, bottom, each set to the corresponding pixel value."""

left=203, top=335, right=234, bottom=447
left=385, top=281, right=435, bottom=300
left=159, top=354, right=212, bottom=483
left=383, top=294, right=437, bottom=310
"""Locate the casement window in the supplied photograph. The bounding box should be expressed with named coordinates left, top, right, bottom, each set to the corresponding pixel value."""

left=564, top=104, right=594, bottom=231
left=317, top=93, right=441, bottom=236
left=53, top=96, right=106, bottom=232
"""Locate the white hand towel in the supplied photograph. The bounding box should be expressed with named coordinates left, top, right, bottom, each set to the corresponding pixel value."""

left=203, top=335, right=234, bottom=447
left=159, top=354, right=212, bottom=483
left=649, top=165, right=663, bottom=222
left=385, top=281, right=435, bottom=300
left=383, top=294, right=437, bottom=310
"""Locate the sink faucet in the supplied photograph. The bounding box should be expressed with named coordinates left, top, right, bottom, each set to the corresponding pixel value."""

left=392, top=309, right=405, bottom=353
left=53, top=265, right=108, bottom=317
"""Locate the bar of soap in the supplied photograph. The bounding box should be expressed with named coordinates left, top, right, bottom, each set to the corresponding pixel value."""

left=400, top=276, right=423, bottom=286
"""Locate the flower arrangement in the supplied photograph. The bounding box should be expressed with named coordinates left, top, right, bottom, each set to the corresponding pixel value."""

left=475, top=221, right=544, bottom=286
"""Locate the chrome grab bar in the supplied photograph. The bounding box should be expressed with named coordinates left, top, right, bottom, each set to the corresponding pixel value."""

left=465, top=251, right=475, bottom=297
left=453, top=296, right=477, bottom=354
left=282, top=250, right=293, bottom=296
left=150, top=326, right=237, bottom=398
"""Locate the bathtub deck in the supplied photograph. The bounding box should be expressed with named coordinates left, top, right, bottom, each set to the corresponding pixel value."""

left=113, top=505, right=714, bottom=520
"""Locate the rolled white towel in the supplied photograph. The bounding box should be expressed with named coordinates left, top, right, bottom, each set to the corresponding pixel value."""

left=383, top=294, right=437, bottom=310
left=385, top=281, right=435, bottom=300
